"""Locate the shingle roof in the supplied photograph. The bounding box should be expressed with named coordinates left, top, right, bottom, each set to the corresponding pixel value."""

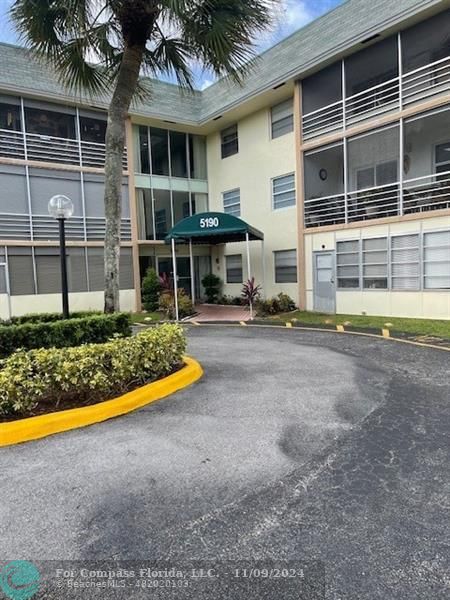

left=0, top=0, right=445, bottom=125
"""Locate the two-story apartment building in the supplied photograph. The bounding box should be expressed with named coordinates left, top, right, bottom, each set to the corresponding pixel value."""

left=0, top=0, right=449, bottom=320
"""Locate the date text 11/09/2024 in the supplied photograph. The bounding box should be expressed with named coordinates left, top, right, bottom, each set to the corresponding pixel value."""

left=56, top=567, right=307, bottom=580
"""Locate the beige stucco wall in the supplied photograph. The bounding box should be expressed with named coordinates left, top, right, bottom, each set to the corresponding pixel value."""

left=305, top=215, right=450, bottom=319
left=206, top=103, right=298, bottom=302
left=0, top=290, right=136, bottom=320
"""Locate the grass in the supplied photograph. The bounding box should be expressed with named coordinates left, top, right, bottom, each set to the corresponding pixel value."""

left=130, top=311, right=165, bottom=324
left=269, top=311, right=450, bottom=339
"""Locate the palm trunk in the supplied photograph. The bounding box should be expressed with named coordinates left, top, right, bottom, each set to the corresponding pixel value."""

left=103, top=44, right=145, bottom=313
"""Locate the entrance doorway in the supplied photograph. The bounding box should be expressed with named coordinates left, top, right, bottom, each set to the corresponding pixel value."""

left=313, top=251, right=336, bottom=313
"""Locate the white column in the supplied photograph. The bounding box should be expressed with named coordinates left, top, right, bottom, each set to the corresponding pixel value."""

left=245, top=232, right=253, bottom=319
left=189, top=239, right=195, bottom=306
left=171, top=238, right=179, bottom=321
left=261, top=240, right=265, bottom=297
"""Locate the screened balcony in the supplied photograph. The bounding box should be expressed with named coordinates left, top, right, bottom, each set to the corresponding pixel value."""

left=304, top=111, right=450, bottom=228
left=301, top=8, right=450, bottom=141
left=0, top=98, right=127, bottom=169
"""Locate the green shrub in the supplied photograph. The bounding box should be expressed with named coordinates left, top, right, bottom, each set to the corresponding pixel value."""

left=0, top=313, right=131, bottom=358
left=141, top=267, right=161, bottom=312
left=0, top=324, right=186, bottom=417
left=219, top=295, right=243, bottom=306
left=159, top=290, right=194, bottom=319
left=1, top=311, right=100, bottom=326
left=256, top=293, right=296, bottom=316
left=201, top=273, right=222, bottom=303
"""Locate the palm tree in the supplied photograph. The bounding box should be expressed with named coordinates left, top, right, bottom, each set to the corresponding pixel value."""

left=10, top=0, right=279, bottom=312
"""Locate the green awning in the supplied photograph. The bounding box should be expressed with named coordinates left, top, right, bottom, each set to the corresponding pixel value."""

left=165, top=212, right=264, bottom=245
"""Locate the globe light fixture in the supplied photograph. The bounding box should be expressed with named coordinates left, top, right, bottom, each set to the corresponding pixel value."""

left=48, top=194, right=74, bottom=220
left=48, top=195, right=74, bottom=319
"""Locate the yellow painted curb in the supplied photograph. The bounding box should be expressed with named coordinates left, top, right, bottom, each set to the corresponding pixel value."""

left=285, top=322, right=292, bottom=328
left=240, top=321, right=247, bottom=326
left=0, top=356, right=203, bottom=448
left=336, top=324, right=345, bottom=332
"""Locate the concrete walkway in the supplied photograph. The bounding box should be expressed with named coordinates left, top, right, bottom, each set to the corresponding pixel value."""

left=188, top=303, right=251, bottom=321
left=0, top=327, right=448, bottom=599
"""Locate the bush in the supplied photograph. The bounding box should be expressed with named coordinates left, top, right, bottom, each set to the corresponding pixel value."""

left=142, top=267, right=161, bottom=311
left=219, top=295, right=243, bottom=306
left=1, top=311, right=100, bottom=326
left=201, top=273, right=222, bottom=303
left=256, top=293, right=296, bottom=316
left=159, top=289, right=195, bottom=319
left=0, top=313, right=131, bottom=358
left=0, top=324, right=186, bottom=417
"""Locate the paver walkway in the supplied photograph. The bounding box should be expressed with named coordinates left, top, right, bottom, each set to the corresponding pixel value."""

left=188, top=303, right=251, bottom=321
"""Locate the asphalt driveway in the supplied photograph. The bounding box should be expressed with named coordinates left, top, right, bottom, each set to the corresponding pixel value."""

left=0, top=326, right=448, bottom=599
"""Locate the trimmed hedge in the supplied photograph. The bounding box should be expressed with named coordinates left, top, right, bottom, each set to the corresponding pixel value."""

left=0, top=324, right=186, bottom=417
left=1, top=311, right=100, bottom=326
left=0, top=313, right=131, bottom=358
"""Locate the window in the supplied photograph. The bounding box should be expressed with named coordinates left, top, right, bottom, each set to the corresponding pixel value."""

left=79, top=116, right=106, bottom=143
left=356, top=160, right=398, bottom=190
left=272, top=174, right=295, bottom=210
left=337, top=240, right=360, bottom=289
left=271, top=99, right=293, bottom=138
left=274, top=250, right=297, bottom=283
left=0, top=100, right=21, bottom=131
left=435, top=142, right=450, bottom=176
left=402, top=9, right=450, bottom=73
left=150, top=127, right=169, bottom=176
left=24, top=107, right=76, bottom=139
left=362, top=238, right=388, bottom=289
left=221, top=124, right=238, bottom=158
left=223, top=188, right=240, bottom=217
left=302, top=62, right=342, bottom=115
left=188, top=134, right=207, bottom=179
left=423, top=231, right=450, bottom=289
left=8, top=247, right=35, bottom=295
left=170, top=131, right=188, bottom=178
left=138, top=126, right=150, bottom=174
left=391, top=234, right=420, bottom=290
left=226, top=255, right=243, bottom=283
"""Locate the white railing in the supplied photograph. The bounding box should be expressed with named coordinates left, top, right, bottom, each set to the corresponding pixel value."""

left=0, top=213, right=31, bottom=239
left=403, top=171, right=450, bottom=214
left=301, top=55, right=450, bottom=141
left=347, top=182, right=400, bottom=222
left=0, top=129, right=128, bottom=169
left=345, top=77, right=400, bottom=126
left=302, top=101, right=344, bottom=141
left=402, top=55, right=450, bottom=107
left=86, top=217, right=132, bottom=241
left=304, top=193, right=346, bottom=227
left=304, top=172, right=450, bottom=228
left=0, top=214, right=132, bottom=241
left=31, top=215, right=85, bottom=240
left=0, top=129, right=25, bottom=159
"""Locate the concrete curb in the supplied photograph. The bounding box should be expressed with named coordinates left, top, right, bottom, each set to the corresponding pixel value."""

left=0, top=356, right=203, bottom=448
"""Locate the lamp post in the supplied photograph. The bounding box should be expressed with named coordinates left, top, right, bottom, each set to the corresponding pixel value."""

left=48, top=195, right=74, bottom=319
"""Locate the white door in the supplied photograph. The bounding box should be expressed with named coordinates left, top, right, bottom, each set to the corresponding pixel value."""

left=313, top=251, right=336, bottom=313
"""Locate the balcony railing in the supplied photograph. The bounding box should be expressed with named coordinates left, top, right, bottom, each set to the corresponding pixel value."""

left=301, top=55, right=450, bottom=141
left=0, top=214, right=132, bottom=241
left=305, top=171, right=450, bottom=228
left=302, top=101, right=344, bottom=141
left=403, top=172, right=450, bottom=214
left=0, top=129, right=128, bottom=170
left=402, top=55, right=450, bottom=107
left=345, top=78, right=400, bottom=126
left=304, top=193, right=346, bottom=227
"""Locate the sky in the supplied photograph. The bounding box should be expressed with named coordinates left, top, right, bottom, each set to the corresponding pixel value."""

left=0, top=0, right=343, bottom=89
